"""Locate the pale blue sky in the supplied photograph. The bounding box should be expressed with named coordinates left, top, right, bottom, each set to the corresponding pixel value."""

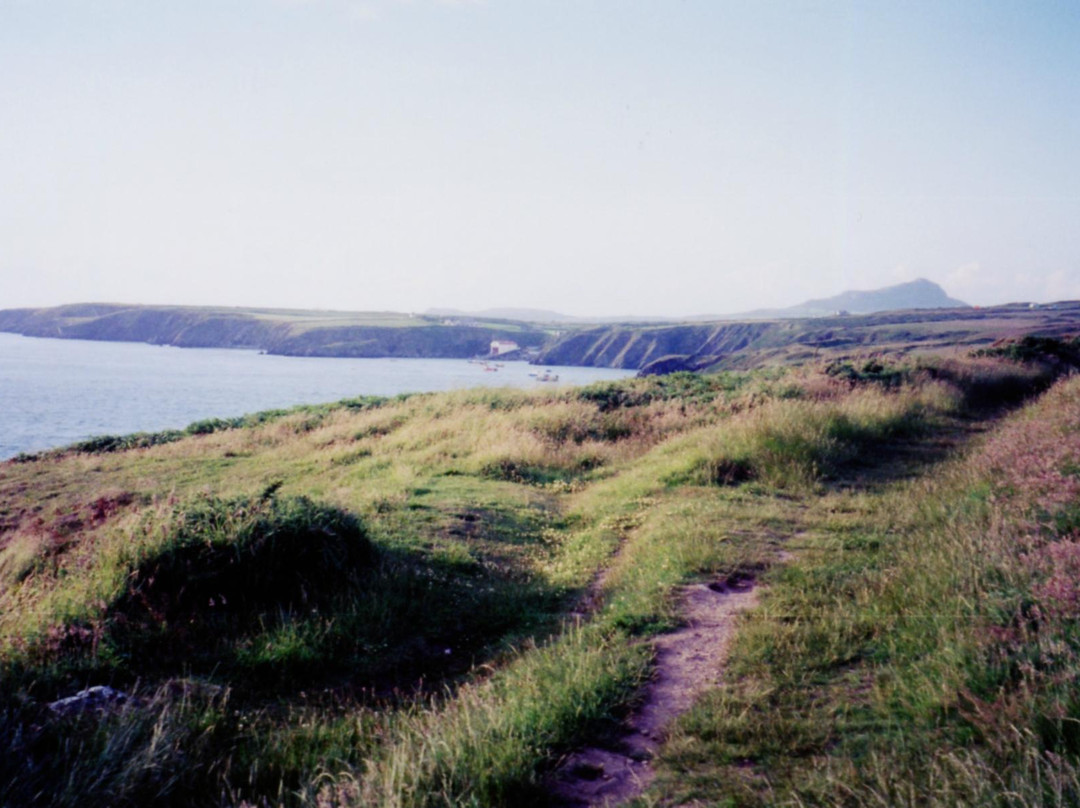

left=2, top=1, right=1078, bottom=316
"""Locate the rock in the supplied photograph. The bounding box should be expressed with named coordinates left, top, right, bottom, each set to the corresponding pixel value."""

left=638, top=353, right=721, bottom=376
left=48, top=685, right=129, bottom=715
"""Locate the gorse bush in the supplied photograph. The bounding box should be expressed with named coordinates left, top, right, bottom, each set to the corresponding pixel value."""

left=72, top=429, right=187, bottom=454
left=11, top=395, right=396, bottom=460
left=527, top=400, right=638, bottom=445
left=0, top=495, right=376, bottom=807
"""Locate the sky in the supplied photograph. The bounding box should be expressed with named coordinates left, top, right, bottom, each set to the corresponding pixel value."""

left=2, top=1, right=1079, bottom=317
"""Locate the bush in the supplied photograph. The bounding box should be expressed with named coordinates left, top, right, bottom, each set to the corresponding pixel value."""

left=480, top=456, right=602, bottom=486
left=576, top=371, right=747, bottom=411
left=72, top=430, right=186, bottom=454
left=974, top=335, right=1080, bottom=365
left=60, top=396, right=392, bottom=456
left=825, top=358, right=906, bottom=388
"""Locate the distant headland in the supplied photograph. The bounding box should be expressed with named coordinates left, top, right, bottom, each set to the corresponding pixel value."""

left=2, top=280, right=1075, bottom=372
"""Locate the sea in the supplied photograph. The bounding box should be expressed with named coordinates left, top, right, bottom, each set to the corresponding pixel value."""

left=0, top=333, right=635, bottom=460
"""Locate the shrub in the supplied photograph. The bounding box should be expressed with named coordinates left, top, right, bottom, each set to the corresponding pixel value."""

left=576, top=371, right=747, bottom=411
left=974, top=335, right=1080, bottom=366
left=2, top=493, right=374, bottom=686
left=825, top=358, right=906, bottom=388
left=72, top=430, right=186, bottom=454
left=480, top=456, right=602, bottom=486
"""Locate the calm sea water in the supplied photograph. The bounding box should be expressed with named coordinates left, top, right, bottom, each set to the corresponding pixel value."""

left=0, top=333, right=635, bottom=460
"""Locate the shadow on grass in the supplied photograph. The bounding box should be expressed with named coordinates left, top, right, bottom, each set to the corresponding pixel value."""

left=0, top=490, right=572, bottom=808
left=8, top=493, right=566, bottom=707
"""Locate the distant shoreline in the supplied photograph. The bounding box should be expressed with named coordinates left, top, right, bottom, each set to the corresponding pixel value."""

left=1, top=298, right=1078, bottom=373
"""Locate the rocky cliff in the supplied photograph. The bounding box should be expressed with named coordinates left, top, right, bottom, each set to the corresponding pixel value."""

left=535, top=322, right=774, bottom=370
left=535, top=303, right=1080, bottom=374
left=0, top=305, right=547, bottom=360
left=0, top=305, right=282, bottom=348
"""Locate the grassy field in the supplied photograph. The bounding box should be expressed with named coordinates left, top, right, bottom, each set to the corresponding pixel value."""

left=1, top=342, right=1079, bottom=806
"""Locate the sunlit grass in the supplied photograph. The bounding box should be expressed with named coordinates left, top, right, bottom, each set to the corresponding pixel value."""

left=0, top=352, right=1074, bottom=806
left=650, top=373, right=1080, bottom=807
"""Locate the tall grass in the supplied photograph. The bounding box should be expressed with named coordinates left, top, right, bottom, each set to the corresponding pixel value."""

left=667, top=385, right=938, bottom=491
left=0, top=679, right=230, bottom=808
left=652, top=374, right=1080, bottom=806
left=346, top=624, right=646, bottom=808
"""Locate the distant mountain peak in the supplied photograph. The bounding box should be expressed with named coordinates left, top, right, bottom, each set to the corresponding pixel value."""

left=426, top=279, right=968, bottom=325
left=736, top=278, right=968, bottom=319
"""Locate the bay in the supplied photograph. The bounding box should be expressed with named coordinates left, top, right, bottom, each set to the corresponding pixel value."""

left=0, top=333, right=635, bottom=459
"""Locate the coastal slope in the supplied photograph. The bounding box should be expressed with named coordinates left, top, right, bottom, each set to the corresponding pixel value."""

left=535, top=301, right=1080, bottom=372
left=0, top=304, right=549, bottom=359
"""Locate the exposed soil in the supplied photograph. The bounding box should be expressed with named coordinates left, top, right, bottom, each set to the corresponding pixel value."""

left=547, top=572, right=759, bottom=807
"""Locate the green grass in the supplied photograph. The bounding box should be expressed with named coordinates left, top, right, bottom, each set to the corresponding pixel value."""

left=0, top=353, right=1076, bottom=807
left=647, top=375, right=1080, bottom=807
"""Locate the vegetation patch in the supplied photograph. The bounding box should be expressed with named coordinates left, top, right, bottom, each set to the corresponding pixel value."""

left=103, top=493, right=372, bottom=664
left=667, top=388, right=931, bottom=491
left=649, top=374, right=1080, bottom=807
left=974, top=334, right=1080, bottom=365
left=825, top=357, right=906, bottom=387
left=12, top=394, right=393, bottom=461
left=576, top=370, right=753, bottom=411
left=2, top=347, right=1078, bottom=807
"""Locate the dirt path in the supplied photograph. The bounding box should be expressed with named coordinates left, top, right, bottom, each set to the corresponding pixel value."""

left=547, top=572, right=759, bottom=807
